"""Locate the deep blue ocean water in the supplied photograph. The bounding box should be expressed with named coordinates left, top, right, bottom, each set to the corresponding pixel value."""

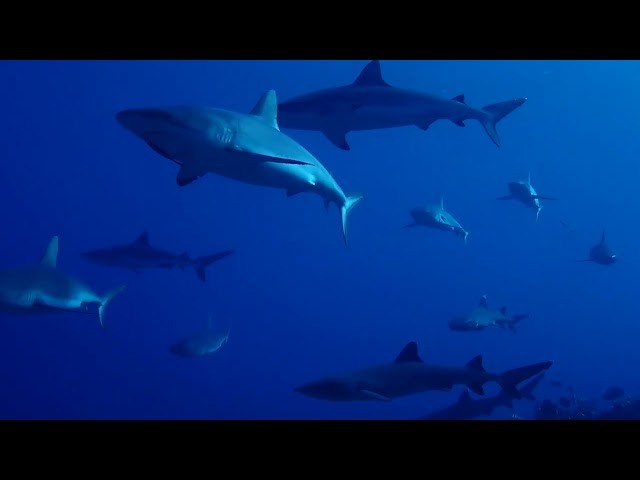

left=0, top=59, right=637, bottom=420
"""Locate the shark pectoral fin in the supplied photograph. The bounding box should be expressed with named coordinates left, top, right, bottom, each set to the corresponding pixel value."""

left=468, top=383, right=485, bottom=396
left=322, top=128, right=350, bottom=151
left=176, top=163, right=207, bottom=187
left=360, top=389, right=391, bottom=402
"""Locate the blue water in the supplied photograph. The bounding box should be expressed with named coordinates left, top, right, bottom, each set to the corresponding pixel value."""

left=0, top=60, right=637, bottom=420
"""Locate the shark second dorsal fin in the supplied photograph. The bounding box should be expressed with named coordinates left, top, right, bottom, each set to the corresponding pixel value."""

left=352, top=60, right=390, bottom=87
left=478, top=295, right=488, bottom=308
left=133, top=232, right=150, bottom=247
left=394, top=341, right=423, bottom=364
left=465, top=355, right=485, bottom=372
left=40, top=236, right=59, bottom=268
left=250, top=90, right=280, bottom=131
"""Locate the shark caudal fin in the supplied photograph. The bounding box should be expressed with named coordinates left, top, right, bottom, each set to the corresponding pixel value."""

left=498, top=360, right=553, bottom=399
left=507, top=314, right=529, bottom=334
left=479, top=98, right=527, bottom=147
left=98, top=285, right=127, bottom=328
left=192, top=250, right=235, bottom=282
left=340, top=193, right=364, bottom=247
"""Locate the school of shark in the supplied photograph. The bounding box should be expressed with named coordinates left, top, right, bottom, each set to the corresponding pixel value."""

left=3, top=60, right=625, bottom=420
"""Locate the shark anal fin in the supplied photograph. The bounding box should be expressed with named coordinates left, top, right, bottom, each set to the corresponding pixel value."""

left=465, top=354, right=485, bottom=372
left=451, top=120, right=466, bottom=127
left=286, top=188, right=305, bottom=198
left=360, top=389, right=391, bottom=402
left=176, top=164, right=207, bottom=187
left=416, top=120, right=435, bottom=131
left=322, top=129, right=350, bottom=151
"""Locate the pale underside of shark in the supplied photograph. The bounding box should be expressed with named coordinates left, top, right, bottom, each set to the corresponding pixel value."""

left=294, top=341, right=552, bottom=402
left=81, top=231, right=234, bottom=282
left=116, top=90, right=363, bottom=246
left=277, top=60, right=527, bottom=150
left=0, top=236, right=125, bottom=327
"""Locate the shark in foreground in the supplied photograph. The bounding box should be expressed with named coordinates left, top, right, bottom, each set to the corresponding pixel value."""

left=81, top=231, right=234, bottom=282
left=403, top=198, right=468, bottom=243
left=277, top=60, right=527, bottom=151
left=116, top=90, right=363, bottom=246
left=496, top=173, right=557, bottom=222
left=417, top=371, right=547, bottom=420
left=294, top=341, right=553, bottom=402
left=170, top=315, right=230, bottom=358
left=0, top=236, right=126, bottom=327
left=448, top=295, right=529, bottom=334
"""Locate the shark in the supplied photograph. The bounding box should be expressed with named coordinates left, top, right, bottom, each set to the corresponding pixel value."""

left=403, top=198, right=468, bottom=243
left=576, top=229, right=617, bottom=265
left=448, top=294, right=529, bottom=334
left=169, top=315, right=230, bottom=358
left=293, top=341, right=553, bottom=402
left=116, top=90, right=363, bottom=246
left=81, top=231, right=234, bottom=282
left=417, top=371, right=547, bottom=420
left=0, top=236, right=126, bottom=327
left=496, top=173, right=557, bottom=222
left=277, top=60, right=527, bottom=151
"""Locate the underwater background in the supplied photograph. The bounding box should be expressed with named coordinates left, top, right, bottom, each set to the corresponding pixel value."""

left=0, top=59, right=637, bottom=420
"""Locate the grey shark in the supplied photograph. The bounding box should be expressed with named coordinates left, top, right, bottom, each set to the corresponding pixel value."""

left=116, top=90, right=363, bottom=246
left=403, top=198, right=468, bottom=243
left=170, top=315, right=230, bottom=358
left=497, top=173, right=557, bottom=222
left=277, top=60, right=527, bottom=150
left=448, top=294, right=529, bottom=334
left=293, top=341, right=553, bottom=402
left=81, top=231, right=234, bottom=282
left=417, top=371, right=547, bottom=420
left=576, top=229, right=617, bottom=265
left=0, top=236, right=126, bottom=327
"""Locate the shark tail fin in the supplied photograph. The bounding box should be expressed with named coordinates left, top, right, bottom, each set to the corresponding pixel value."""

left=98, top=285, right=126, bottom=328
left=479, top=98, right=527, bottom=147
left=340, top=193, right=364, bottom=247
left=498, top=361, right=553, bottom=399
left=508, top=314, right=529, bottom=334
left=192, top=250, right=235, bottom=282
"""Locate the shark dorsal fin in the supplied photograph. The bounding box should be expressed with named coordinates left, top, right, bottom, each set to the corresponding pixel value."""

left=250, top=90, right=280, bottom=131
left=452, top=94, right=466, bottom=104
left=500, top=306, right=507, bottom=315
left=457, top=390, right=473, bottom=405
left=478, top=295, right=488, bottom=308
left=394, top=341, right=423, bottom=364
left=40, top=236, right=59, bottom=268
left=440, top=196, right=445, bottom=210
left=133, top=232, right=150, bottom=247
left=465, top=355, right=485, bottom=372
left=353, top=60, right=390, bottom=87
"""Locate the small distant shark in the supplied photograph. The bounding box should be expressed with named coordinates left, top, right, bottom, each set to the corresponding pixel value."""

left=417, top=371, right=547, bottom=420
left=496, top=173, right=557, bottom=222
left=448, top=294, right=529, bottom=334
left=81, top=232, right=234, bottom=282
left=277, top=60, right=527, bottom=150
left=170, top=315, right=230, bottom=358
left=294, top=341, right=553, bottom=402
left=0, top=236, right=126, bottom=327
left=403, top=198, right=468, bottom=243
left=576, top=229, right=617, bottom=265
left=116, top=90, right=363, bottom=246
